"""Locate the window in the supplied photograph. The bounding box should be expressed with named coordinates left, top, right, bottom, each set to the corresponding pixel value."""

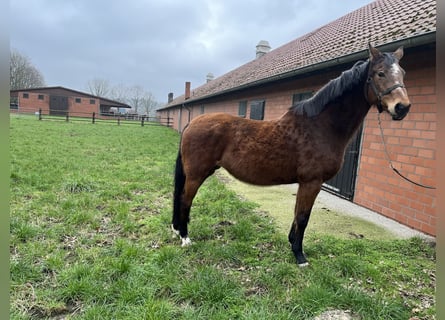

left=250, top=100, right=265, bottom=120
left=75, top=98, right=81, bottom=103
left=292, top=91, right=313, bottom=106
left=90, top=99, right=95, bottom=104
left=10, top=97, right=18, bottom=110
left=38, top=94, right=44, bottom=100
left=200, top=105, right=205, bottom=114
left=238, top=101, right=247, bottom=117
left=23, top=93, right=29, bottom=98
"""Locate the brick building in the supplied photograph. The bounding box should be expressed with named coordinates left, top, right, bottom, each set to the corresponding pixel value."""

left=10, top=86, right=131, bottom=118
left=157, top=0, right=436, bottom=236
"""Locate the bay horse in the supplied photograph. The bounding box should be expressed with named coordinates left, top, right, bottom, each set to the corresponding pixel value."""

left=172, top=44, right=411, bottom=266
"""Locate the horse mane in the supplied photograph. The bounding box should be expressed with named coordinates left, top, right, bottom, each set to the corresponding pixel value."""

left=291, top=60, right=370, bottom=117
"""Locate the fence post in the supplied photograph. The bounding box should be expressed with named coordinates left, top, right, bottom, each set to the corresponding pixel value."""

left=92, top=112, right=96, bottom=124
left=66, top=112, right=69, bottom=122
left=117, top=115, right=120, bottom=126
left=39, top=108, right=42, bottom=120
left=141, top=115, right=145, bottom=127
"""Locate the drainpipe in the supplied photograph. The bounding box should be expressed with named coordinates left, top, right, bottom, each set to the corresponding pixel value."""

left=178, top=103, right=192, bottom=133
left=178, top=105, right=182, bottom=132
left=184, top=104, right=191, bottom=123
left=179, top=82, right=192, bottom=132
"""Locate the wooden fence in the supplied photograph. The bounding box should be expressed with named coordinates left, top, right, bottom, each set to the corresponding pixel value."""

left=10, top=107, right=172, bottom=128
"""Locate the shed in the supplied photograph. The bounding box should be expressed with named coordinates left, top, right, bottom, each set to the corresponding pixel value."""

left=10, top=86, right=132, bottom=118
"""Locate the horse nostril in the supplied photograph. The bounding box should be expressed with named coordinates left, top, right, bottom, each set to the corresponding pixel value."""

left=392, top=103, right=411, bottom=120
left=395, top=103, right=410, bottom=113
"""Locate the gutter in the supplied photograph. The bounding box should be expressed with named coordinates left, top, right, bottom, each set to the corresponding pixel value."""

left=159, top=31, right=435, bottom=110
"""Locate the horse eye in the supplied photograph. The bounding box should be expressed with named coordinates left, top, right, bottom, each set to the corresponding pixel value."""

left=377, top=71, right=385, bottom=77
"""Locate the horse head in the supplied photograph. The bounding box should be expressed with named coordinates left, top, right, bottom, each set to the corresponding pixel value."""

left=366, top=44, right=411, bottom=120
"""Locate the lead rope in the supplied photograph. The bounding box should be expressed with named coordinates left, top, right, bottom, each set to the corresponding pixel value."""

left=377, top=112, right=436, bottom=189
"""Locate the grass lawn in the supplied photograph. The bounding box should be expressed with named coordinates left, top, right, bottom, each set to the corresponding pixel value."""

left=10, top=115, right=435, bottom=319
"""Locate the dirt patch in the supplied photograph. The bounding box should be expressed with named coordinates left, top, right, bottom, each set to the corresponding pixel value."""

left=215, top=169, right=397, bottom=240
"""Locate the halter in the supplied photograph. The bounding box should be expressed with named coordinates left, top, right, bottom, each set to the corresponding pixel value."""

left=366, top=76, right=405, bottom=113
left=368, top=76, right=436, bottom=189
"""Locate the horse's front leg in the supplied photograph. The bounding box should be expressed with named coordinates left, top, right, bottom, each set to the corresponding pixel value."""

left=288, top=180, right=322, bottom=267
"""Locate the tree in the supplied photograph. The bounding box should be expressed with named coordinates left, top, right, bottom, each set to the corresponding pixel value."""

left=87, top=78, right=111, bottom=97
left=85, top=79, right=160, bottom=115
left=140, top=92, right=160, bottom=117
left=109, top=83, right=129, bottom=104
left=128, top=85, right=145, bottom=114
left=10, top=49, right=46, bottom=90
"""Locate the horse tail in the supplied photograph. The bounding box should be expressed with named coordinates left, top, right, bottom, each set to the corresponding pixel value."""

left=172, top=147, right=185, bottom=230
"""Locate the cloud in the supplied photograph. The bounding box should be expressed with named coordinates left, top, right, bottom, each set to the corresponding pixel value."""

left=10, top=0, right=371, bottom=102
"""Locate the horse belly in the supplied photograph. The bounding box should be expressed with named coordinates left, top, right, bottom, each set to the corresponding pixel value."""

left=220, top=155, right=298, bottom=186
left=225, top=168, right=297, bottom=186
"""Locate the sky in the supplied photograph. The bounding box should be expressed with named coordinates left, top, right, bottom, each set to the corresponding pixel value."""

left=10, top=0, right=372, bottom=104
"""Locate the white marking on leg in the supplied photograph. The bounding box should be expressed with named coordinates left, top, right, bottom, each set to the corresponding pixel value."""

left=181, top=237, right=192, bottom=247
left=171, top=225, right=181, bottom=238
left=171, top=224, right=180, bottom=238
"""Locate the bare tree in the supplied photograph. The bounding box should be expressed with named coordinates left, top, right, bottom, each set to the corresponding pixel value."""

left=85, top=79, right=160, bottom=115
left=109, top=83, right=129, bottom=104
left=87, top=78, right=111, bottom=97
left=10, top=49, right=45, bottom=90
left=141, top=92, right=160, bottom=117
left=128, top=85, right=145, bottom=114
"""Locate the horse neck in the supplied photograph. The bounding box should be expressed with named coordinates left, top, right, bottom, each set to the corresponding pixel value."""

left=278, top=78, right=371, bottom=146
left=320, top=80, right=371, bottom=144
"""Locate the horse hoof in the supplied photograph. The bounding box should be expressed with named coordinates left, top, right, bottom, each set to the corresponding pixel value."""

left=181, top=237, right=192, bottom=247
left=298, top=262, right=309, bottom=268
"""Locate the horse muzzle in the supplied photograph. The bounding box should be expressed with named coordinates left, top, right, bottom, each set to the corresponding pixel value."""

left=391, top=103, right=411, bottom=121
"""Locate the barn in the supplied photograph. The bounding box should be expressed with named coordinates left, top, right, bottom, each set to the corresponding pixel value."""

left=10, top=86, right=131, bottom=118
left=156, top=0, right=436, bottom=236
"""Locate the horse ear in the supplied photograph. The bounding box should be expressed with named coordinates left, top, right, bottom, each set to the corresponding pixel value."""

left=368, top=43, right=381, bottom=61
left=393, top=46, right=404, bottom=60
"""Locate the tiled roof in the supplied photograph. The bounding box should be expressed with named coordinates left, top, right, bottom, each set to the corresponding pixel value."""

left=162, top=0, right=435, bottom=109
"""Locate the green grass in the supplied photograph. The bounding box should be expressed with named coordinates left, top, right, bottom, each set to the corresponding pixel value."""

left=10, top=115, right=435, bottom=319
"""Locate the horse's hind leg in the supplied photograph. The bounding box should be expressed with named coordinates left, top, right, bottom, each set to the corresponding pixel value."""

left=173, top=178, right=203, bottom=246
left=288, top=181, right=322, bottom=267
left=172, top=142, right=219, bottom=246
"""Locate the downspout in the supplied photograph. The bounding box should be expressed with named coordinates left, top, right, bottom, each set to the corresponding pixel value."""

left=184, top=104, right=191, bottom=123
left=178, top=103, right=192, bottom=133
left=178, top=104, right=182, bottom=132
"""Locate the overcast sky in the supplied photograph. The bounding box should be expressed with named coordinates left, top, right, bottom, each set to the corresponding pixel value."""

left=10, top=0, right=372, bottom=103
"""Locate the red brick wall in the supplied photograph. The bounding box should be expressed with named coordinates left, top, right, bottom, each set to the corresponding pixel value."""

left=16, top=92, right=50, bottom=114
left=354, top=49, right=436, bottom=236
left=68, top=96, right=100, bottom=117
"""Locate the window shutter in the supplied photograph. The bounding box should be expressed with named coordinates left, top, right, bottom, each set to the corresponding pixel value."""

left=250, top=100, right=265, bottom=120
